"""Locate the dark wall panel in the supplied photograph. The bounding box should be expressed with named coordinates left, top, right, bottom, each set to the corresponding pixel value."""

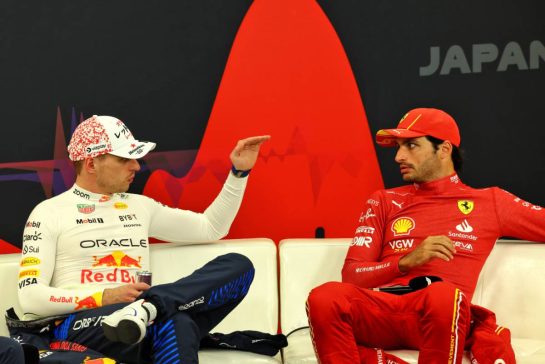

left=0, top=0, right=253, bottom=162
left=318, top=0, right=545, bottom=203
left=0, top=1, right=252, bottom=247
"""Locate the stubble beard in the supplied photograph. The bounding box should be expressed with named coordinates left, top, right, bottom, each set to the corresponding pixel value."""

left=97, top=176, right=129, bottom=194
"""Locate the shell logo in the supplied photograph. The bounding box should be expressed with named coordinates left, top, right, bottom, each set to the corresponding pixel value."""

left=391, top=217, right=415, bottom=236
left=114, top=202, right=128, bottom=209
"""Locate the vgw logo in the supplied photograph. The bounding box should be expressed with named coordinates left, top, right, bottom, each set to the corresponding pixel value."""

left=420, top=40, right=545, bottom=76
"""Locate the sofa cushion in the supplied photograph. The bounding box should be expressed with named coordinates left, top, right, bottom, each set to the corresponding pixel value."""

left=0, top=252, right=22, bottom=337
left=471, top=240, right=545, bottom=340
left=279, top=238, right=349, bottom=336
left=199, top=349, right=281, bottom=363
left=279, top=239, right=545, bottom=364
left=150, top=239, right=279, bottom=334
left=1, top=239, right=280, bottom=363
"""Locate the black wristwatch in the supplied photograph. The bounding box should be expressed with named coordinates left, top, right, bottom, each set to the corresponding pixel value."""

left=231, top=165, right=251, bottom=178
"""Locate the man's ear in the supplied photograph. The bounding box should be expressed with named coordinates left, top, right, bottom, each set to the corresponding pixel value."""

left=439, top=141, right=453, bottom=160
left=84, top=158, right=97, bottom=175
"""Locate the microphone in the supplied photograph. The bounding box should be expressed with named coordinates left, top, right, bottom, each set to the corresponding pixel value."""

left=408, top=275, right=442, bottom=290
left=315, top=227, right=325, bottom=238
left=373, top=276, right=443, bottom=295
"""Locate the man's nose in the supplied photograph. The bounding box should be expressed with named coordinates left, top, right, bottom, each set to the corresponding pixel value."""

left=395, top=147, right=406, bottom=163
left=129, top=159, right=141, bottom=171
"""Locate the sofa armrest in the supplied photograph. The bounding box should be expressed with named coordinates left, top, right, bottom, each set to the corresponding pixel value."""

left=279, top=238, right=350, bottom=335
left=471, top=239, right=545, bottom=340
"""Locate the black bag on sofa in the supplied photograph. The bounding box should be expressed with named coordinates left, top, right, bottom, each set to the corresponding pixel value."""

left=200, top=330, right=288, bottom=356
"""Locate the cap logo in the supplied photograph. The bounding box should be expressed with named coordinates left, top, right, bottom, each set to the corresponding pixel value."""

left=85, top=143, right=108, bottom=155
left=405, top=114, right=422, bottom=130
left=114, top=123, right=132, bottom=139
left=399, top=112, right=409, bottom=124
left=128, top=144, right=145, bottom=156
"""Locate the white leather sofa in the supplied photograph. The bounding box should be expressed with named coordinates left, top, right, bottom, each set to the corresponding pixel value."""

left=3, top=238, right=545, bottom=363
left=0, top=238, right=281, bottom=363
left=279, top=238, right=545, bottom=364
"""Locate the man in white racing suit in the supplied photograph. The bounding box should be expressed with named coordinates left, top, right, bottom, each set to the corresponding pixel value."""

left=9, top=115, right=269, bottom=363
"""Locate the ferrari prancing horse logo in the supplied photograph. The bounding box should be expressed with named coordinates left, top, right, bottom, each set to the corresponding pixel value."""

left=458, top=200, right=474, bottom=215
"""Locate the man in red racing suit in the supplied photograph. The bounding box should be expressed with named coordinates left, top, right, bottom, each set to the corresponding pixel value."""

left=306, top=108, right=545, bottom=364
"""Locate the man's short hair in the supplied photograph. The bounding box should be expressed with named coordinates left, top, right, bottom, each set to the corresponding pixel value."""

left=426, top=136, right=464, bottom=172
left=73, top=154, right=108, bottom=175
left=73, top=160, right=84, bottom=175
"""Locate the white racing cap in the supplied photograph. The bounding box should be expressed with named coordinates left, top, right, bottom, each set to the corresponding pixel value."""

left=67, top=115, right=156, bottom=161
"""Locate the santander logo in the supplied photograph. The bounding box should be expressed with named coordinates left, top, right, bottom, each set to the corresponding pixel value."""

left=456, top=219, right=473, bottom=233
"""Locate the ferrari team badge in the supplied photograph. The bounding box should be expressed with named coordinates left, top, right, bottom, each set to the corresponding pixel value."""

left=457, top=200, right=474, bottom=215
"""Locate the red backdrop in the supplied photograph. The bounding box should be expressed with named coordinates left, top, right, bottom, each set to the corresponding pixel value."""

left=143, top=0, right=383, bottom=243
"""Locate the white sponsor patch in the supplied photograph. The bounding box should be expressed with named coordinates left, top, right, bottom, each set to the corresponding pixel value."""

left=392, top=200, right=404, bottom=209
left=453, top=241, right=474, bottom=252
left=355, top=262, right=391, bottom=273
left=359, top=208, right=376, bottom=222
left=178, top=296, right=205, bottom=311
left=456, top=219, right=473, bottom=233
left=352, top=236, right=373, bottom=248
left=388, top=239, right=414, bottom=252
left=448, top=231, right=478, bottom=241
left=355, top=226, right=375, bottom=234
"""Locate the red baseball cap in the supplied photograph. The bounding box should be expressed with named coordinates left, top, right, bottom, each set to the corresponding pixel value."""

left=67, top=115, right=156, bottom=161
left=375, top=108, right=461, bottom=147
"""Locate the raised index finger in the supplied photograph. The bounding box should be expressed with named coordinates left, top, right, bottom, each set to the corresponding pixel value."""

left=239, top=135, right=271, bottom=147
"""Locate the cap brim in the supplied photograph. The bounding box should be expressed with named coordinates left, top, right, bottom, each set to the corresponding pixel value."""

left=375, top=129, right=426, bottom=147
left=109, top=141, right=156, bottom=159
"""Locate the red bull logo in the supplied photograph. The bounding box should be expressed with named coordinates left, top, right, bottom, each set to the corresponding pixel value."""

left=50, top=295, right=73, bottom=303
left=92, top=255, right=117, bottom=267
left=92, top=250, right=141, bottom=268
left=83, top=357, right=116, bottom=364
left=81, top=268, right=136, bottom=284
left=74, top=292, right=102, bottom=310
left=120, top=254, right=141, bottom=268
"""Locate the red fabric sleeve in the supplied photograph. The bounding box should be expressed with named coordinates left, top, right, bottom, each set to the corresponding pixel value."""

left=342, top=191, right=405, bottom=288
left=493, top=188, right=545, bottom=242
